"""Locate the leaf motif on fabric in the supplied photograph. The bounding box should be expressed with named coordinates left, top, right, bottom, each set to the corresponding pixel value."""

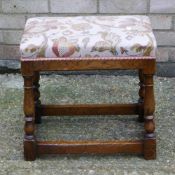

left=52, top=40, right=60, bottom=57
left=143, top=45, right=153, bottom=56
left=24, top=44, right=37, bottom=53
left=38, top=47, right=46, bottom=57
left=120, top=47, right=128, bottom=54
left=82, top=37, right=90, bottom=48
left=131, top=44, right=145, bottom=53
left=52, top=37, right=78, bottom=57
left=110, top=47, right=117, bottom=55
left=91, top=41, right=112, bottom=52
left=75, top=46, right=80, bottom=52
left=131, top=43, right=153, bottom=56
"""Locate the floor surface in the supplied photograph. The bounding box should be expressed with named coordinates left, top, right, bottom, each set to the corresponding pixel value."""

left=0, top=74, right=175, bottom=175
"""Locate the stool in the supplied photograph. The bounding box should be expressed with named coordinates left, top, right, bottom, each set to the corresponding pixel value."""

left=20, top=16, right=157, bottom=161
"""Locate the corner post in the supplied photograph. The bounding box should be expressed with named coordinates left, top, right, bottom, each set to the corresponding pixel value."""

left=33, top=72, right=42, bottom=124
left=143, top=74, right=156, bottom=160
left=23, top=74, right=36, bottom=161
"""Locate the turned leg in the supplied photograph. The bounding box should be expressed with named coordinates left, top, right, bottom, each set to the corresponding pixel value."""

left=23, top=75, right=36, bottom=161
left=143, top=74, right=156, bottom=160
left=33, top=72, right=42, bottom=124
left=138, top=70, right=145, bottom=122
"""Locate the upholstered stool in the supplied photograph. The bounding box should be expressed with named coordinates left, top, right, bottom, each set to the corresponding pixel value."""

left=20, top=16, right=157, bottom=161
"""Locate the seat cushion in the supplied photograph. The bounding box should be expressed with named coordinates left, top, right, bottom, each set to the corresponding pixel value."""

left=20, top=16, right=157, bottom=59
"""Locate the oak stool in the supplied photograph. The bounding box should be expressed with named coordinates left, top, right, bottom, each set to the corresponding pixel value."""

left=20, top=16, right=157, bottom=161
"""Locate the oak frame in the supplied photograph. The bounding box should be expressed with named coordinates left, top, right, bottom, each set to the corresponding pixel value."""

left=21, top=56, right=156, bottom=161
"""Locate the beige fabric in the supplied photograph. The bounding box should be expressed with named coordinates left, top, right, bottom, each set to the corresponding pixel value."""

left=20, top=16, right=157, bottom=59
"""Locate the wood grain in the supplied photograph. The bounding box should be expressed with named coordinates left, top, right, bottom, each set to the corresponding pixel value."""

left=39, top=103, right=140, bottom=116
left=37, top=140, right=143, bottom=155
left=21, top=56, right=156, bottom=160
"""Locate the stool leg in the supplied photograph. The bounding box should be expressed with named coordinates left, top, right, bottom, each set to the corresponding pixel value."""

left=138, top=70, right=145, bottom=122
left=23, top=75, right=36, bottom=161
left=143, top=74, right=156, bottom=160
left=33, top=72, right=42, bottom=124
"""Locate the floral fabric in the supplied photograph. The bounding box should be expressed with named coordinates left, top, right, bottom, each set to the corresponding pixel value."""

left=20, top=16, right=157, bottom=59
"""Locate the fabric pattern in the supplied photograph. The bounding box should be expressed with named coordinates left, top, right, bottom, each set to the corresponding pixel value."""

left=20, top=16, right=157, bottom=59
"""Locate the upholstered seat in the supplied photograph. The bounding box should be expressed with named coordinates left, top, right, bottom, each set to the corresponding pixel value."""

left=20, top=15, right=157, bottom=59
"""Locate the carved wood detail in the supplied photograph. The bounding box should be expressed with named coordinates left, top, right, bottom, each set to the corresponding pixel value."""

left=138, top=69, right=145, bottom=122
left=21, top=57, right=156, bottom=161
left=23, top=75, right=36, bottom=161
left=143, top=74, right=156, bottom=160
left=33, top=72, right=42, bottom=124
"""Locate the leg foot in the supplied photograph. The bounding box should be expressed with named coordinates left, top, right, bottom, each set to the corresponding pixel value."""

left=144, top=134, right=156, bottom=160
left=24, top=139, right=36, bottom=161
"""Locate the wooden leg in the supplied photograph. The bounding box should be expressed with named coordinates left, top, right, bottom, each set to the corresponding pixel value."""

left=23, top=75, right=36, bottom=161
left=138, top=70, right=145, bottom=122
left=33, top=72, right=42, bottom=124
left=143, top=74, right=156, bottom=160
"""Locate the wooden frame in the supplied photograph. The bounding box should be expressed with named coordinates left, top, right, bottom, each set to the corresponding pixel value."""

left=21, top=56, right=156, bottom=161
